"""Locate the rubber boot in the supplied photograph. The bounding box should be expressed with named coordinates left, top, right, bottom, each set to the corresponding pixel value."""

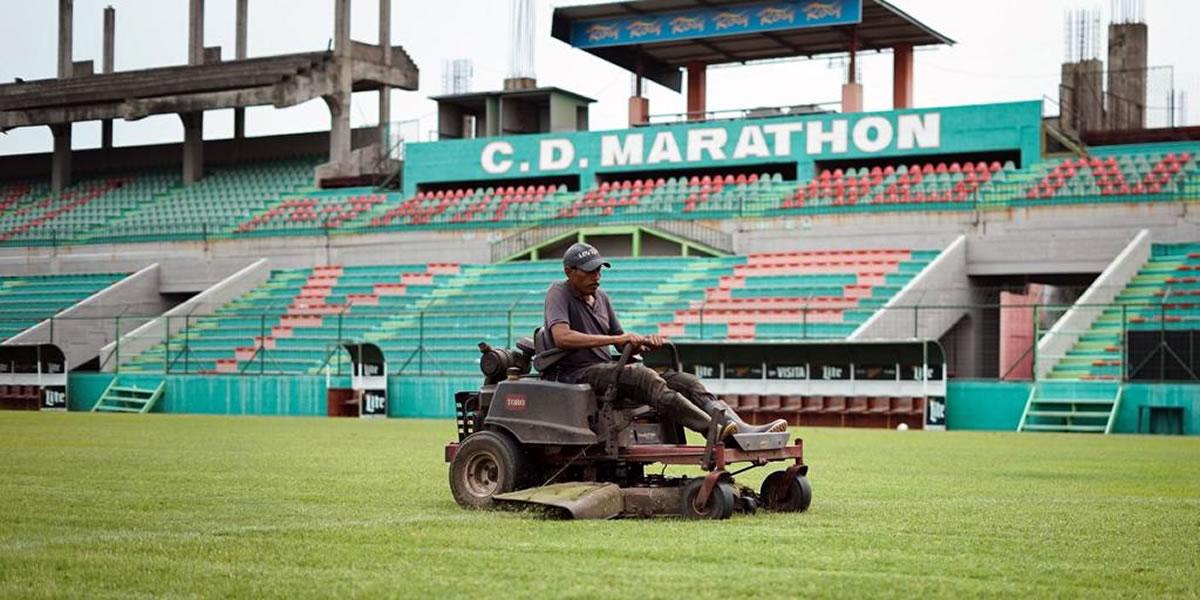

left=654, top=390, right=723, bottom=437
left=701, top=396, right=788, bottom=435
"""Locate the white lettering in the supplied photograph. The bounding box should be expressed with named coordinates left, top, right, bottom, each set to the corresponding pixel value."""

left=646, top=131, right=683, bottom=164
left=806, top=120, right=848, bottom=154
left=539, top=139, right=575, bottom=171
left=762, top=122, right=804, bottom=156
left=852, top=117, right=894, bottom=153
left=686, top=128, right=727, bottom=161
left=732, top=125, right=771, bottom=160
left=897, top=113, right=941, bottom=150
left=481, top=141, right=514, bottom=174
left=600, top=134, right=644, bottom=167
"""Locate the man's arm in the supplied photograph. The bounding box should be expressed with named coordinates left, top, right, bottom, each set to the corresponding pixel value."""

left=549, top=323, right=637, bottom=350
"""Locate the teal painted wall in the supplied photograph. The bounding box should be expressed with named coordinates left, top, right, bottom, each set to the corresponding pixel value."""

left=68, top=373, right=480, bottom=419
left=947, top=380, right=1200, bottom=434
left=403, top=101, right=1043, bottom=196
left=67, top=373, right=1197, bottom=435
left=946, top=380, right=1031, bottom=431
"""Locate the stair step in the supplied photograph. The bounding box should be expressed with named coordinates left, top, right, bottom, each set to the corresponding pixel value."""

left=1028, top=410, right=1112, bottom=418
left=1022, top=424, right=1107, bottom=433
left=94, top=405, right=143, bottom=413
left=1032, top=397, right=1116, bottom=405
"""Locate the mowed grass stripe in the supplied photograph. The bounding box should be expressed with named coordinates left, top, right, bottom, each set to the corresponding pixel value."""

left=1, top=412, right=1198, bottom=598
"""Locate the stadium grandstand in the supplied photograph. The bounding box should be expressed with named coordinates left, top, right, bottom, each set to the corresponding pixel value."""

left=0, top=0, right=1195, bottom=440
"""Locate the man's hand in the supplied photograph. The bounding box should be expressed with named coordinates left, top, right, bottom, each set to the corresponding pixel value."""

left=620, top=332, right=664, bottom=352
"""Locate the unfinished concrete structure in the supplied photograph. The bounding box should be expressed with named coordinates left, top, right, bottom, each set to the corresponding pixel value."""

left=0, top=0, right=419, bottom=191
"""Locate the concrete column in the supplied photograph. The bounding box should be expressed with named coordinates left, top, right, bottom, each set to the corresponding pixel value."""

left=51, top=125, right=72, bottom=193
left=334, top=0, right=351, bottom=58
left=1107, top=22, right=1148, bottom=130
left=841, top=29, right=862, bottom=113
left=234, top=0, right=247, bottom=138
left=325, top=95, right=352, bottom=165
left=686, top=63, right=706, bottom=121
left=326, top=0, right=353, bottom=164
left=58, top=0, right=73, bottom=78
left=628, top=97, right=649, bottom=126
left=628, top=74, right=648, bottom=126
left=101, top=6, right=115, bottom=149
left=378, top=0, right=391, bottom=148
left=892, top=44, right=913, bottom=109
left=54, top=0, right=73, bottom=192
left=180, top=113, right=204, bottom=184
left=188, top=0, right=204, bottom=65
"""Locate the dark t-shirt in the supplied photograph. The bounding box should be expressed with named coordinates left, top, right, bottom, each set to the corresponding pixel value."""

left=543, top=280, right=624, bottom=378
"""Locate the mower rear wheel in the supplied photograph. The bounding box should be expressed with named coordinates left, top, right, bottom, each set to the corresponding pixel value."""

left=680, top=479, right=735, bottom=520
left=450, top=430, right=526, bottom=509
left=760, top=472, right=812, bottom=513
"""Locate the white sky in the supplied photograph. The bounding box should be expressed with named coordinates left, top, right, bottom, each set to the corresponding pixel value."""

left=0, top=0, right=1197, bottom=157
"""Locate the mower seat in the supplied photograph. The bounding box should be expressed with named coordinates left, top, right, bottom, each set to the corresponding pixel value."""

left=532, top=327, right=569, bottom=376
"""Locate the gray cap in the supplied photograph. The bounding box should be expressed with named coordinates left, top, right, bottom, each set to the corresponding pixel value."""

left=563, top=242, right=610, bottom=272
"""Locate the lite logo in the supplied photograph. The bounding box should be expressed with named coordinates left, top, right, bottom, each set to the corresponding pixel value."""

left=43, top=389, right=66, bottom=408
left=363, top=392, right=386, bottom=414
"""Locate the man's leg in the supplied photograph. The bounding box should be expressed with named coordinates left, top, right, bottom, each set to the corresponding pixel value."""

left=579, top=363, right=717, bottom=435
left=660, top=370, right=787, bottom=434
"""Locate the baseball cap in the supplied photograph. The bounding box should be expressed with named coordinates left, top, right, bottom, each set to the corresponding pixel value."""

left=563, top=242, right=611, bottom=272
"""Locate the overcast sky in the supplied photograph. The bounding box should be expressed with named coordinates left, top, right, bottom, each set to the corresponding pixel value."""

left=0, top=0, right=1197, bottom=157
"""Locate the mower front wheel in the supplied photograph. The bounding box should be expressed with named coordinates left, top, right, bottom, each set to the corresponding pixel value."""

left=760, top=471, right=812, bottom=513
left=450, top=430, right=526, bottom=509
left=680, top=479, right=735, bottom=520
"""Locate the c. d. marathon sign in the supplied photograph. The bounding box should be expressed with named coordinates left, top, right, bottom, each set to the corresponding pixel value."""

left=478, top=112, right=941, bottom=175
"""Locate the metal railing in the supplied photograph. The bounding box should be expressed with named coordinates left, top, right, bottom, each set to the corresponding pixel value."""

left=15, top=291, right=1196, bottom=383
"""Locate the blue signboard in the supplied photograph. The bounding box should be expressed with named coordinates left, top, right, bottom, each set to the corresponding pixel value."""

left=570, top=0, right=863, bottom=49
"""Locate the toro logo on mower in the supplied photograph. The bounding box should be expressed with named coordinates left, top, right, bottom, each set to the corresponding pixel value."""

left=505, top=394, right=527, bottom=411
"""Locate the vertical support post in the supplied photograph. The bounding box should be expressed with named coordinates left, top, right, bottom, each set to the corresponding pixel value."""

left=164, top=316, right=170, bottom=374
left=53, top=0, right=74, bottom=193
left=51, top=124, right=72, bottom=194
left=1120, top=304, right=1127, bottom=381
left=841, top=27, right=863, bottom=113
left=1031, top=305, right=1039, bottom=380
left=327, top=0, right=353, bottom=167
left=378, top=0, right=392, bottom=147
left=686, top=62, right=706, bottom=121
left=114, top=316, right=121, bottom=374
left=188, top=0, right=204, bottom=65
left=101, top=6, right=115, bottom=149
left=892, top=44, right=913, bottom=109
left=234, top=0, right=248, bottom=138
left=181, top=112, right=204, bottom=184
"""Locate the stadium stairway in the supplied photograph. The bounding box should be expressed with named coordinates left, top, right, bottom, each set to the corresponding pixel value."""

left=1021, top=241, right=1200, bottom=433
left=1044, top=242, right=1200, bottom=380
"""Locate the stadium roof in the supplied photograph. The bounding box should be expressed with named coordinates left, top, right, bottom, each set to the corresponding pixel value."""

left=551, top=0, right=954, bottom=91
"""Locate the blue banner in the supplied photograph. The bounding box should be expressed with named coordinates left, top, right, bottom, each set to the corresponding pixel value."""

left=570, top=0, right=863, bottom=49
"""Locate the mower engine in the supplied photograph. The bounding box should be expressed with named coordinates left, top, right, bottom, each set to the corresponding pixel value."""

left=477, top=341, right=532, bottom=384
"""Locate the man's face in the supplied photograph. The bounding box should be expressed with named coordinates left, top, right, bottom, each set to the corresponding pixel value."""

left=565, top=265, right=602, bottom=296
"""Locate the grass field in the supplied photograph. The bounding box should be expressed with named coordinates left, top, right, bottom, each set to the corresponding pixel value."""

left=1, top=413, right=1199, bottom=598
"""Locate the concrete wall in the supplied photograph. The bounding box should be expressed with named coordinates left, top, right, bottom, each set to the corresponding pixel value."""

left=1034, top=229, right=1150, bottom=378
left=99, top=259, right=270, bottom=372
left=851, top=235, right=970, bottom=340
left=5, top=263, right=172, bottom=370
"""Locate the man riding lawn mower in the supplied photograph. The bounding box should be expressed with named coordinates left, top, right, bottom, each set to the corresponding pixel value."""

left=444, top=244, right=813, bottom=519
